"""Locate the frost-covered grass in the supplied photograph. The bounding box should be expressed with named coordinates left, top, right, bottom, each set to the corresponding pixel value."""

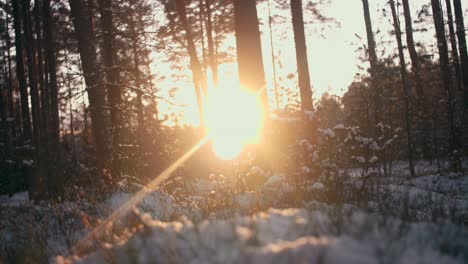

left=57, top=203, right=468, bottom=264
left=1, top=157, right=468, bottom=263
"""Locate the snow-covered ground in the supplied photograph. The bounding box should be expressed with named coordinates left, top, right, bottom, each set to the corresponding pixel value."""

left=58, top=204, right=468, bottom=264
left=1, top=166, right=468, bottom=263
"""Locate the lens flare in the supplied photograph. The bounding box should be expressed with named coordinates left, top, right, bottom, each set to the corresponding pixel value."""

left=205, top=87, right=262, bottom=160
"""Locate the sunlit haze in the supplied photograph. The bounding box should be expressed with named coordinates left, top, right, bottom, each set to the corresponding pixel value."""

left=206, top=81, right=263, bottom=160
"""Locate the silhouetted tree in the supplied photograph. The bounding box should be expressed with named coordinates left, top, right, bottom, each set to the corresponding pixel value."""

left=97, top=0, right=121, bottom=177
left=431, top=0, right=460, bottom=170
left=290, top=0, right=313, bottom=112
left=233, top=0, right=268, bottom=114
left=69, top=0, right=111, bottom=173
left=389, top=0, right=415, bottom=177
left=12, top=0, right=32, bottom=141
left=361, top=0, right=381, bottom=130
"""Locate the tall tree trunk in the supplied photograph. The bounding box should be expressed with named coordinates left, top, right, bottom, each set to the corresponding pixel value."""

left=431, top=0, right=460, bottom=170
left=402, top=0, right=432, bottom=161
left=12, top=0, right=32, bottom=141
left=361, top=0, right=381, bottom=127
left=34, top=0, right=48, bottom=141
left=401, top=0, right=425, bottom=101
left=43, top=0, right=59, bottom=148
left=290, top=0, right=313, bottom=112
left=4, top=13, right=15, bottom=124
left=175, top=0, right=207, bottom=127
left=233, top=0, right=268, bottom=113
left=204, top=0, right=217, bottom=86
left=129, top=16, right=144, bottom=150
left=21, top=0, right=42, bottom=152
left=445, top=0, right=463, bottom=92
left=98, top=0, right=121, bottom=178
left=389, top=0, right=415, bottom=177
left=69, top=0, right=111, bottom=173
left=267, top=0, right=279, bottom=109
left=453, top=0, right=468, bottom=111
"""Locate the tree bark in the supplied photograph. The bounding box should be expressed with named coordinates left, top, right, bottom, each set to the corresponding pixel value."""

left=361, top=0, right=381, bottom=127
left=290, top=0, right=313, bottom=112
left=445, top=0, right=463, bottom=92
left=69, top=0, right=111, bottom=172
left=431, top=0, right=460, bottom=170
left=34, top=0, right=49, bottom=141
left=204, top=0, right=217, bottom=86
left=175, top=0, right=207, bottom=127
left=21, top=0, right=42, bottom=152
left=98, top=0, right=121, bottom=177
left=389, top=0, right=415, bottom=177
left=43, top=0, right=59, bottom=148
left=233, top=0, right=268, bottom=113
left=401, top=0, right=425, bottom=100
left=12, top=0, right=32, bottom=141
left=453, top=0, right=468, bottom=111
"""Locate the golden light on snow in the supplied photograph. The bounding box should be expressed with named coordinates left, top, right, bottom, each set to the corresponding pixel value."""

left=205, top=85, right=263, bottom=160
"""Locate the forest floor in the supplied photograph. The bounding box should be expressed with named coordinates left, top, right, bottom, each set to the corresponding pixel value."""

left=1, top=160, right=468, bottom=263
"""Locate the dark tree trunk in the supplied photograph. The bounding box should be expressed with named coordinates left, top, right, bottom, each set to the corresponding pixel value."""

left=445, top=0, right=463, bottom=92
left=2, top=15, right=17, bottom=161
left=4, top=14, right=15, bottom=124
left=43, top=0, right=59, bottom=148
left=98, top=0, right=121, bottom=177
left=233, top=0, right=268, bottom=113
left=34, top=0, right=49, bottom=141
left=12, top=0, right=32, bottom=141
left=21, top=0, right=42, bottom=152
left=453, top=0, right=468, bottom=111
left=401, top=0, right=425, bottom=101
left=267, top=0, right=279, bottom=109
left=69, top=0, right=111, bottom=172
left=402, top=0, right=431, bottom=160
left=290, top=0, right=313, bottom=112
left=175, top=0, right=206, bottom=127
left=361, top=0, right=381, bottom=127
left=389, top=0, right=415, bottom=177
left=431, top=0, right=460, bottom=170
left=204, top=0, right=217, bottom=86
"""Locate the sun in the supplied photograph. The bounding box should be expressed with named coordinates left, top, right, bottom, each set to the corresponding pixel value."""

left=205, top=86, right=263, bottom=160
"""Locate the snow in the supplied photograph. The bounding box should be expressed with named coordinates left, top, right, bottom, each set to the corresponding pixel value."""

left=318, top=128, right=336, bottom=138
left=333, top=124, right=345, bottom=130
left=264, top=175, right=285, bottom=186
left=311, top=182, right=325, bottom=191
left=369, top=156, right=378, bottom=163
left=56, top=204, right=468, bottom=264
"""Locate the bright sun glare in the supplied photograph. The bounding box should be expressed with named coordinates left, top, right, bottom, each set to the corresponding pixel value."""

left=205, top=87, right=263, bottom=160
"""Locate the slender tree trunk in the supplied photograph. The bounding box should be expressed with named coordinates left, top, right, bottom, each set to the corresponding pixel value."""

left=43, top=0, right=59, bottom=148
left=401, top=0, right=425, bottom=100
left=98, top=0, right=121, bottom=178
left=198, top=0, right=207, bottom=76
left=12, top=0, right=32, bottom=141
left=21, top=0, right=42, bottom=152
left=402, top=0, right=433, bottom=160
left=290, top=0, right=313, bottom=112
left=445, top=0, right=463, bottom=92
left=453, top=0, right=468, bottom=111
left=34, top=0, right=48, bottom=141
left=4, top=14, right=15, bottom=124
left=204, top=0, right=217, bottom=86
left=267, top=0, right=279, bottom=110
left=69, top=0, right=111, bottom=172
left=175, top=0, right=207, bottom=127
left=389, top=0, right=415, bottom=177
left=361, top=0, right=381, bottom=127
left=233, top=0, right=268, bottom=113
left=431, top=0, right=460, bottom=170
